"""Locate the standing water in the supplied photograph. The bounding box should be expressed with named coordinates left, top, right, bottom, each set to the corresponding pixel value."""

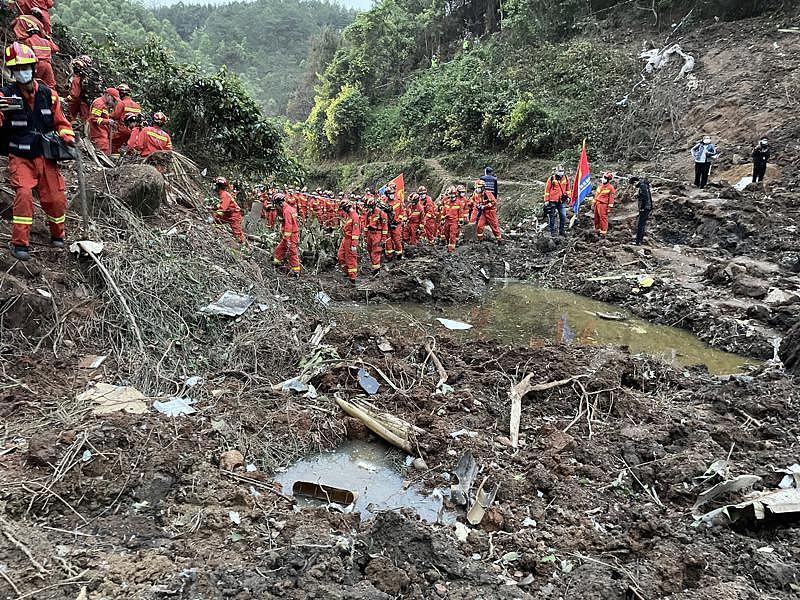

left=343, top=282, right=753, bottom=375
left=274, top=440, right=451, bottom=523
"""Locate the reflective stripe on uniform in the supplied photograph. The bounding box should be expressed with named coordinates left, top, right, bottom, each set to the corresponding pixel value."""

left=146, top=130, right=169, bottom=142
left=46, top=214, right=65, bottom=224
left=12, top=216, right=33, bottom=225
left=57, top=127, right=75, bottom=137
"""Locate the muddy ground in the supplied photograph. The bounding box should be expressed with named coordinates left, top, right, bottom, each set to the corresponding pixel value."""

left=2, top=10, right=800, bottom=600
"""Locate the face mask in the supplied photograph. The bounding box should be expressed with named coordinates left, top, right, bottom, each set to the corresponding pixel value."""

left=14, top=69, right=33, bottom=84
left=601, top=178, right=608, bottom=184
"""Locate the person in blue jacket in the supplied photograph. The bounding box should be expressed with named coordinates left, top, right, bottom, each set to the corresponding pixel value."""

left=479, top=166, right=498, bottom=199
left=691, top=135, right=717, bottom=188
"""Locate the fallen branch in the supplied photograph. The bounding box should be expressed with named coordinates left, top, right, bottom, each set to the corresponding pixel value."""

left=509, top=375, right=579, bottom=447
left=0, top=517, right=49, bottom=578
left=424, top=339, right=448, bottom=391
left=86, top=249, right=145, bottom=353
left=335, top=395, right=413, bottom=453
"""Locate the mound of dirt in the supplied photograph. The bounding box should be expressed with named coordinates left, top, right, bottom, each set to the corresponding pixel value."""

left=86, top=163, right=165, bottom=216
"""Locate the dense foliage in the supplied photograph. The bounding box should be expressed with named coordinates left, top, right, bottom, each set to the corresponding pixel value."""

left=54, top=0, right=356, bottom=116
left=57, top=26, right=298, bottom=178
left=154, top=0, right=356, bottom=115
left=296, top=0, right=782, bottom=162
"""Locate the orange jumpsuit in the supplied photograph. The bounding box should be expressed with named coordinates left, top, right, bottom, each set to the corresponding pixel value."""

left=441, top=196, right=465, bottom=252
left=260, top=193, right=277, bottom=228
left=475, top=189, right=503, bottom=242
left=89, top=97, right=113, bottom=154
left=67, top=73, right=89, bottom=121
left=18, top=0, right=53, bottom=35
left=12, top=15, right=43, bottom=40
left=365, top=206, right=388, bottom=273
left=134, top=125, right=173, bottom=157
left=593, top=183, right=616, bottom=235
left=337, top=207, right=361, bottom=282
left=273, top=203, right=300, bottom=273
left=385, top=197, right=406, bottom=258
left=404, top=198, right=423, bottom=245
left=111, top=96, right=142, bottom=152
left=421, top=194, right=438, bottom=243
left=22, top=33, right=58, bottom=89
left=0, top=82, right=74, bottom=248
left=214, top=189, right=245, bottom=243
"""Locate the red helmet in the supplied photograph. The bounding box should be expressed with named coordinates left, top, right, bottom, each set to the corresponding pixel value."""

left=78, top=54, right=93, bottom=66
left=152, top=112, right=167, bottom=125
left=474, top=179, right=485, bottom=189
left=214, top=177, right=228, bottom=188
left=602, top=171, right=614, bottom=181
left=5, top=42, right=37, bottom=68
left=30, top=7, right=43, bottom=17
left=117, top=83, right=131, bottom=95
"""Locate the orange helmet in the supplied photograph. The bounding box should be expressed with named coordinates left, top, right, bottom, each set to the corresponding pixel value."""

left=214, top=177, right=228, bottom=188
left=5, top=42, right=37, bottom=68
left=474, top=179, right=485, bottom=189
left=602, top=171, right=614, bottom=180
left=418, top=186, right=427, bottom=194
left=152, top=112, right=167, bottom=125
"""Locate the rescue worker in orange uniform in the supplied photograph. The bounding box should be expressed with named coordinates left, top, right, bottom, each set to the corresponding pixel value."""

left=12, top=14, right=43, bottom=41
left=364, top=195, right=388, bottom=276
left=18, top=1, right=53, bottom=36
left=441, top=186, right=466, bottom=253
left=337, top=200, right=361, bottom=284
left=418, top=186, right=437, bottom=244
left=133, top=112, right=173, bottom=157
left=404, top=192, right=423, bottom=246
left=543, top=164, right=571, bottom=237
left=592, top=171, right=616, bottom=236
left=67, top=55, right=91, bottom=122
left=258, top=186, right=277, bottom=228
left=272, top=193, right=301, bottom=276
left=0, top=42, right=75, bottom=261
left=111, top=84, right=141, bottom=153
left=89, top=88, right=118, bottom=155
left=383, top=184, right=405, bottom=260
left=212, top=177, right=245, bottom=243
left=18, top=21, right=57, bottom=89
left=473, top=179, right=504, bottom=244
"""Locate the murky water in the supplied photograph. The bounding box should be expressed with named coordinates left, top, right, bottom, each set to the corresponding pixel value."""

left=273, top=440, right=451, bottom=523
left=343, top=282, right=753, bottom=375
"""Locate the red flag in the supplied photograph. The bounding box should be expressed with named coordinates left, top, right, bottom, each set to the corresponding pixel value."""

left=571, top=140, right=591, bottom=212
left=382, top=173, right=404, bottom=202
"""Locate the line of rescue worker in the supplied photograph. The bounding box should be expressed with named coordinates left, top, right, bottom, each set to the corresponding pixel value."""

left=210, top=177, right=505, bottom=284
left=1, top=0, right=175, bottom=260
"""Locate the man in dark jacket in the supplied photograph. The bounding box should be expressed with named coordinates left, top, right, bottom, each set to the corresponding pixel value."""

left=751, top=139, right=770, bottom=183
left=629, top=176, right=652, bottom=246
left=479, top=166, right=498, bottom=199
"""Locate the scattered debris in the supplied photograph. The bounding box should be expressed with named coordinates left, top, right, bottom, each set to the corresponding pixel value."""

left=640, top=43, right=695, bottom=81
left=450, top=451, right=478, bottom=506
left=292, top=481, right=357, bottom=506
left=595, top=311, right=627, bottom=321
left=693, top=474, right=762, bottom=512
left=450, top=429, right=478, bottom=439
left=78, top=354, right=108, bottom=369
left=776, top=464, right=800, bottom=489
left=357, top=367, right=380, bottom=395
left=78, top=383, right=149, bottom=415
left=454, top=521, right=469, bottom=542
left=700, top=489, right=800, bottom=524
left=229, top=511, right=241, bottom=525
left=202, top=291, right=255, bottom=317
left=69, top=240, right=105, bottom=257
left=467, top=476, right=499, bottom=525
left=436, top=317, right=473, bottom=330
left=508, top=375, right=578, bottom=448
left=315, top=291, right=332, bottom=306
left=153, top=398, right=197, bottom=417
left=377, top=338, right=394, bottom=353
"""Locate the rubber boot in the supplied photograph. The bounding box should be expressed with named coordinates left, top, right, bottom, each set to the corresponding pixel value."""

left=10, top=244, right=31, bottom=261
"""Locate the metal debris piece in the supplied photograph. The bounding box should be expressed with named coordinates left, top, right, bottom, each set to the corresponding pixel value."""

left=450, top=451, right=478, bottom=506
left=78, top=354, right=107, bottom=369
left=153, top=397, right=197, bottom=417
left=436, top=318, right=473, bottom=330
left=358, top=367, right=380, bottom=395
left=292, top=481, right=358, bottom=506
left=467, top=476, right=499, bottom=525
left=693, top=475, right=762, bottom=511
left=202, top=291, right=254, bottom=317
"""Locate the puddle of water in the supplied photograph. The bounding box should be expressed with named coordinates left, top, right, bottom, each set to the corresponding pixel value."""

left=274, top=440, right=452, bottom=523
left=343, top=282, right=754, bottom=375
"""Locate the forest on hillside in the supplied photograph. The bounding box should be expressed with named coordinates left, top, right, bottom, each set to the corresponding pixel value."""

left=54, top=0, right=356, bottom=116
